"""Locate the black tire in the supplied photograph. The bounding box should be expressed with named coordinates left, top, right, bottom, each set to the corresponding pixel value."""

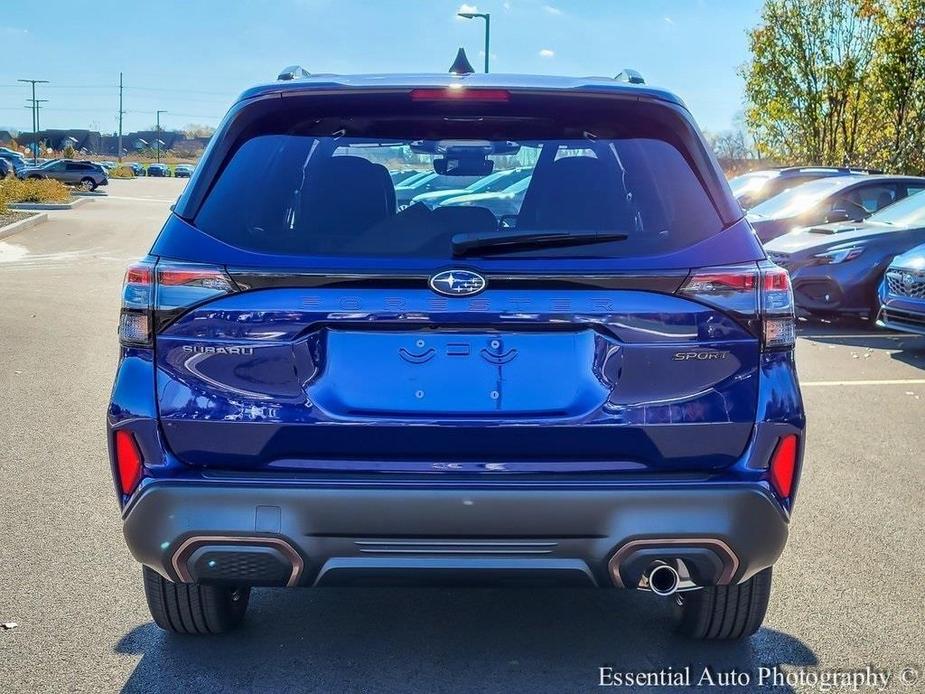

left=676, top=567, right=772, bottom=640
left=79, top=177, right=96, bottom=192
left=142, top=566, right=250, bottom=635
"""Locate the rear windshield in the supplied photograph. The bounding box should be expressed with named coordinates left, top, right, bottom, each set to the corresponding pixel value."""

left=192, top=94, right=728, bottom=259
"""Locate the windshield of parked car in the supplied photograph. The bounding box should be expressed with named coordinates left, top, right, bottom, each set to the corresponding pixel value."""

left=728, top=171, right=776, bottom=198
left=748, top=176, right=857, bottom=219
left=192, top=99, right=728, bottom=259
left=443, top=175, right=533, bottom=205
left=868, top=190, right=925, bottom=227
left=460, top=169, right=527, bottom=194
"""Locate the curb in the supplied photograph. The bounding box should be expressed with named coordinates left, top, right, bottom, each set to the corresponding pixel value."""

left=0, top=212, right=48, bottom=240
left=73, top=190, right=110, bottom=197
left=7, top=196, right=92, bottom=211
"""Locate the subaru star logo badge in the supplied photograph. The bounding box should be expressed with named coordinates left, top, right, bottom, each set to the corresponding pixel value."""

left=903, top=272, right=917, bottom=290
left=428, top=269, right=487, bottom=297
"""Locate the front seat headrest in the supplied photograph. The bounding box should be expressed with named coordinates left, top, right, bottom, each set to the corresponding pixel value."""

left=301, top=156, right=394, bottom=235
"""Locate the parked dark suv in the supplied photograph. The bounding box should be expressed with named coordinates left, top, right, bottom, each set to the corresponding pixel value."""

left=110, top=67, right=805, bottom=640
left=19, top=158, right=108, bottom=191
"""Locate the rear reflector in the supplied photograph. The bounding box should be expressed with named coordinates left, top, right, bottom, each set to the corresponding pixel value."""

left=769, top=434, right=798, bottom=499
left=410, top=88, right=510, bottom=102
left=114, top=430, right=143, bottom=495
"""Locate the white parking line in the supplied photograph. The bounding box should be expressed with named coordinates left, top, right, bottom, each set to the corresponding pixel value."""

left=102, top=195, right=176, bottom=203
left=802, top=379, right=925, bottom=387
left=798, top=333, right=918, bottom=340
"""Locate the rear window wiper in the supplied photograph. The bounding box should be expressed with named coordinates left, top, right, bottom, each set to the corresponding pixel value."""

left=452, top=230, right=629, bottom=257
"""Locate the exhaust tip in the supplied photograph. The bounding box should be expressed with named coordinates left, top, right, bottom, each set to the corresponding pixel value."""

left=647, top=564, right=680, bottom=596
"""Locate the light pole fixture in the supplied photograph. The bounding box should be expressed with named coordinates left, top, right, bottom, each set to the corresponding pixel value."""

left=18, top=78, right=49, bottom=164
left=457, top=11, right=490, bottom=73
left=155, top=110, right=167, bottom=164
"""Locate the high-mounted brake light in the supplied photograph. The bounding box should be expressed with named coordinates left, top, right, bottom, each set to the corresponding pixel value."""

left=410, top=88, right=510, bottom=102
left=114, top=430, right=143, bottom=495
left=679, top=263, right=795, bottom=350
left=118, top=259, right=237, bottom=347
left=769, top=434, right=799, bottom=499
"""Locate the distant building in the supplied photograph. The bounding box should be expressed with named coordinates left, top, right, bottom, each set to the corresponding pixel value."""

left=98, top=130, right=209, bottom=155
left=14, top=128, right=210, bottom=156
left=15, top=129, right=102, bottom=153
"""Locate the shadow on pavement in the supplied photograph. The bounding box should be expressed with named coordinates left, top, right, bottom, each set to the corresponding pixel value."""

left=115, top=587, right=815, bottom=693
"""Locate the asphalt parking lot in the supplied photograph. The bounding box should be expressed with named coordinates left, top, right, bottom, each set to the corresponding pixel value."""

left=0, top=178, right=923, bottom=693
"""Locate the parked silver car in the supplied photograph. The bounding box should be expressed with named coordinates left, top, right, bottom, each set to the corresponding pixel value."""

left=18, top=159, right=108, bottom=191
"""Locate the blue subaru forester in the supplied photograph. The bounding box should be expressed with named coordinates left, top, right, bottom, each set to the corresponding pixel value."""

left=108, top=65, right=805, bottom=640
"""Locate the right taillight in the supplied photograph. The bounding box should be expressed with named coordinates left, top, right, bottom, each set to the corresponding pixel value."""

left=759, top=264, right=795, bottom=350
left=679, top=262, right=795, bottom=351
left=118, top=259, right=237, bottom=347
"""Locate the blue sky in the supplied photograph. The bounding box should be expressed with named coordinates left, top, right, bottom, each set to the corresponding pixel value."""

left=0, top=0, right=763, bottom=134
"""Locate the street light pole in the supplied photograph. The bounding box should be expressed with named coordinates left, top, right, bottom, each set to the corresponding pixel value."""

left=155, top=110, right=167, bottom=164
left=27, top=100, right=48, bottom=153
left=117, top=72, right=124, bottom=162
left=18, top=78, right=49, bottom=164
left=456, top=12, right=491, bottom=73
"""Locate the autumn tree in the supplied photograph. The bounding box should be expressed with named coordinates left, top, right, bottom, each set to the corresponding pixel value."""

left=741, top=0, right=878, bottom=167
left=869, top=0, right=925, bottom=173
left=742, top=0, right=925, bottom=173
left=182, top=123, right=216, bottom=139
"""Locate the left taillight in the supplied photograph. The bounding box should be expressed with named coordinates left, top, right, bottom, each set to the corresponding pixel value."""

left=119, top=260, right=155, bottom=346
left=118, top=259, right=237, bottom=347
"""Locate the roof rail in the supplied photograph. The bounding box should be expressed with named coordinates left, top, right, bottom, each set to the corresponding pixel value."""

left=277, top=65, right=311, bottom=81
left=775, top=166, right=883, bottom=175
left=614, top=69, right=645, bottom=85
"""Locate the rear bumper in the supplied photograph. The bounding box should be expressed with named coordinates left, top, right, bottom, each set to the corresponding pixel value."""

left=123, top=480, right=789, bottom=589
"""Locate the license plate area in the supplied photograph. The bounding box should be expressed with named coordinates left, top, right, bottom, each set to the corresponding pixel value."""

left=308, top=329, right=609, bottom=418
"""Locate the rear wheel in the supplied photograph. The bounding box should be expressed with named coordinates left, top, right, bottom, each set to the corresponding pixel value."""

left=142, top=566, right=250, bottom=634
left=79, top=177, right=96, bottom=192
left=676, top=567, right=772, bottom=640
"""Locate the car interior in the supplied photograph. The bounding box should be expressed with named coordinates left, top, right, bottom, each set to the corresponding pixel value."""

left=194, top=132, right=724, bottom=258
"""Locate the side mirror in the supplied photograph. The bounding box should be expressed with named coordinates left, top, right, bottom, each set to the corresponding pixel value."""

left=826, top=208, right=850, bottom=224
